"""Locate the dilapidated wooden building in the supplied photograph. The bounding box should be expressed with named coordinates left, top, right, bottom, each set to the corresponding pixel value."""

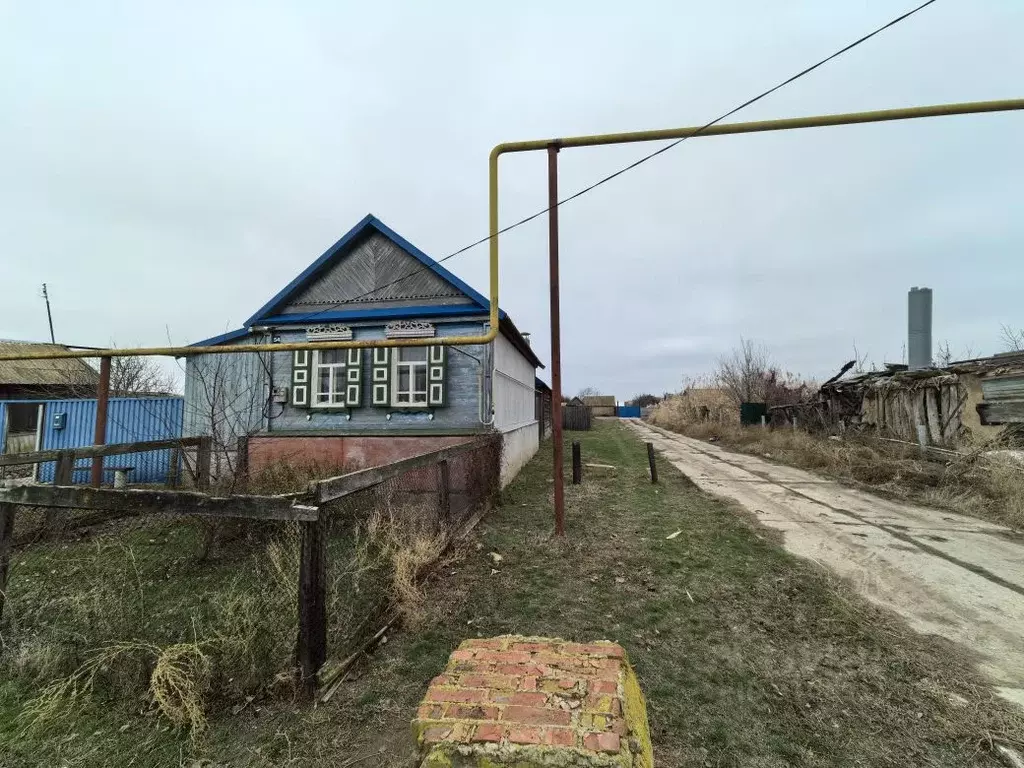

left=775, top=352, right=1024, bottom=447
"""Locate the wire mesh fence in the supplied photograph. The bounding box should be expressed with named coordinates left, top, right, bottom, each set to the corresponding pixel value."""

left=321, top=436, right=502, bottom=666
left=0, top=434, right=502, bottom=737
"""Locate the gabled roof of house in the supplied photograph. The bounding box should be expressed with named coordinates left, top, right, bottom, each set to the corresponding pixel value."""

left=192, top=214, right=543, bottom=368
left=0, top=340, right=99, bottom=388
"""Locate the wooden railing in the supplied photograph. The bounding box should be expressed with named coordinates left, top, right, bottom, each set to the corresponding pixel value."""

left=0, top=436, right=211, bottom=489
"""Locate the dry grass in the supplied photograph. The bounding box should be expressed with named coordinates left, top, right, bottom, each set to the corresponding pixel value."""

left=2, top=520, right=302, bottom=746
left=648, top=386, right=735, bottom=427
left=649, top=399, right=1024, bottom=530
left=359, top=494, right=447, bottom=628
left=4, top=424, right=1023, bottom=766
left=18, top=639, right=213, bottom=745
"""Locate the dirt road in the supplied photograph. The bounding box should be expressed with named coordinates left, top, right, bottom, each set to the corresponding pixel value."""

left=627, top=420, right=1024, bottom=708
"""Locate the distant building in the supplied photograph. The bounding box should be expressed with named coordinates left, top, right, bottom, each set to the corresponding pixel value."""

left=0, top=341, right=98, bottom=401
left=582, top=395, right=616, bottom=418
left=0, top=341, right=99, bottom=455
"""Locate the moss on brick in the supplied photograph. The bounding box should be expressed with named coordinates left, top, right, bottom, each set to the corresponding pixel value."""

left=621, top=664, right=653, bottom=768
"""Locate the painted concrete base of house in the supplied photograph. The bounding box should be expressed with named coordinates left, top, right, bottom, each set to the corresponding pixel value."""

left=499, top=422, right=540, bottom=488
left=246, top=425, right=540, bottom=488
left=248, top=434, right=475, bottom=475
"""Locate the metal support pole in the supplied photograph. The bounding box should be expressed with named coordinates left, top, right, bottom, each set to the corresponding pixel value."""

left=571, top=441, right=581, bottom=485
left=90, top=356, right=111, bottom=488
left=547, top=143, right=565, bottom=537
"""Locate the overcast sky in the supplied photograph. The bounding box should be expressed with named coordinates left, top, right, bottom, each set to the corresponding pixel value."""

left=2, top=1, right=1022, bottom=398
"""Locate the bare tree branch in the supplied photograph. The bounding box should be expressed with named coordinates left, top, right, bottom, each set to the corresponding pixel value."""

left=1000, top=324, right=1024, bottom=352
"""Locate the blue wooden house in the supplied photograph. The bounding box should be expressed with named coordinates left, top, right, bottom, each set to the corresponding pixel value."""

left=183, top=214, right=543, bottom=485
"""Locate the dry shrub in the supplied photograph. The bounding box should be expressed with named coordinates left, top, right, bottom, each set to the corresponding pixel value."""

left=20, top=640, right=212, bottom=744
left=359, top=492, right=446, bottom=628
left=648, top=388, right=736, bottom=430
left=150, top=643, right=213, bottom=738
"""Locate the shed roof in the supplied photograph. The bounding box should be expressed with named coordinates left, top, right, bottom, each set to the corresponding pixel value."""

left=582, top=395, right=616, bottom=407
left=0, top=341, right=99, bottom=387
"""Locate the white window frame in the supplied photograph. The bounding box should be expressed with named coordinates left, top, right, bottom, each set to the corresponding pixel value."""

left=391, top=347, right=430, bottom=407
left=312, top=350, right=348, bottom=408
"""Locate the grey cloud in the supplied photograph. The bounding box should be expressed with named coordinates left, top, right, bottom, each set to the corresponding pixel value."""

left=2, top=1, right=1022, bottom=400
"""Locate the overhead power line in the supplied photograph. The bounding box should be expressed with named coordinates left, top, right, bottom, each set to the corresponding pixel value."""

left=278, top=0, right=939, bottom=327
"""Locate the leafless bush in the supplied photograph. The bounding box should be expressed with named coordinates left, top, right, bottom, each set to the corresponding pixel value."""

left=1001, top=324, right=1024, bottom=352
left=715, top=338, right=815, bottom=407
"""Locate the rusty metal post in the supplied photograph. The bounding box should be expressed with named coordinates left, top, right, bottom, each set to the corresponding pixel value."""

left=547, top=143, right=565, bottom=536
left=90, top=356, right=111, bottom=488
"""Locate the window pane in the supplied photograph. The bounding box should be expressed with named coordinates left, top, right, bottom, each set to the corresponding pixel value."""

left=331, top=391, right=346, bottom=403
left=399, top=347, right=427, bottom=363
left=320, top=350, right=345, bottom=365
left=398, top=368, right=410, bottom=392
left=414, top=368, right=427, bottom=394
left=397, top=392, right=409, bottom=403
left=319, top=369, right=331, bottom=394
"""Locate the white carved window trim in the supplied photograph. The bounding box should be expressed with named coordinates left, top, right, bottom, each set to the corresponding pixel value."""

left=312, top=350, right=349, bottom=408
left=391, top=347, right=430, bottom=407
left=385, top=320, right=435, bottom=339
left=306, top=324, right=353, bottom=341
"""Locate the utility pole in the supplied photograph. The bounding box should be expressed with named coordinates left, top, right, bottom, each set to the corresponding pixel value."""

left=41, top=283, right=56, bottom=344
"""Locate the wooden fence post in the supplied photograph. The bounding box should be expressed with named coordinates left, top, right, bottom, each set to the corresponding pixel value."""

left=297, top=517, right=327, bottom=700
left=646, top=442, right=659, bottom=484
left=167, top=446, right=182, bottom=488
left=195, top=437, right=212, bottom=491
left=571, top=441, right=582, bottom=485
left=0, top=502, right=15, bottom=624
left=46, top=450, right=74, bottom=532
left=438, top=459, right=451, bottom=522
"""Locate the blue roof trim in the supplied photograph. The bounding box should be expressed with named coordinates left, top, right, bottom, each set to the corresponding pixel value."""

left=243, top=214, right=489, bottom=327
left=189, top=327, right=250, bottom=347
left=261, top=304, right=488, bottom=325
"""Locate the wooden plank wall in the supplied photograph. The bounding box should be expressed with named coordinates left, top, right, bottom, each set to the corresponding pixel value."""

left=866, top=383, right=964, bottom=446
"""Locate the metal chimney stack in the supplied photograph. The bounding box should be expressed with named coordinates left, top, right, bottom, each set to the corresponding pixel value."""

left=908, top=287, right=933, bottom=370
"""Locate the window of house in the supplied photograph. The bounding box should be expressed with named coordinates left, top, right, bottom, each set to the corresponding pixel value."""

left=313, top=349, right=349, bottom=406
left=392, top=346, right=429, bottom=406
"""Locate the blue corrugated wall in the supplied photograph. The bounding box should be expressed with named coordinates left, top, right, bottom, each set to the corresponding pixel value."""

left=35, top=397, right=184, bottom=484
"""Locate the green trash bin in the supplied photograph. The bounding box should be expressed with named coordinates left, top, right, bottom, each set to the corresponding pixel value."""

left=739, top=402, right=768, bottom=426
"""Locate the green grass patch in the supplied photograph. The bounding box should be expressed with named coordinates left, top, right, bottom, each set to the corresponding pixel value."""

left=3, top=422, right=1022, bottom=766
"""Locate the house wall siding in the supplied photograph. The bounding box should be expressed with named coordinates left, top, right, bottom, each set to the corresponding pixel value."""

left=492, top=333, right=537, bottom=433
left=182, top=339, right=269, bottom=443
left=269, top=319, right=487, bottom=433
left=491, top=333, right=539, bottom=478
left=499, top=421, right=539, bottom=487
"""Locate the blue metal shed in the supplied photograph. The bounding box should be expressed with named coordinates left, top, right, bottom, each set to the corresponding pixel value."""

left=1, top=397, right=184, bottom=484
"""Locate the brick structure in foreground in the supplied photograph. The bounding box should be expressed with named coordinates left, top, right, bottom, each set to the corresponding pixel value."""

left=413, top=636, right=652, bottom=767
